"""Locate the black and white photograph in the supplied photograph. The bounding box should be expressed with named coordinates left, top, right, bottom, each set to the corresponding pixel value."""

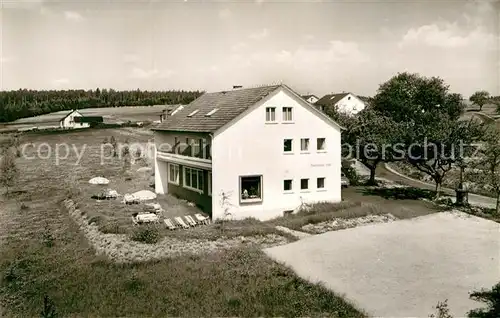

left=0, top=0, right=499, bottom=317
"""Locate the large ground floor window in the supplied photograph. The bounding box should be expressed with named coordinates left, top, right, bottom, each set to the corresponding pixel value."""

left=240, top=175, right=263, bottom=203
left=184, top=166, right=204, bottom=192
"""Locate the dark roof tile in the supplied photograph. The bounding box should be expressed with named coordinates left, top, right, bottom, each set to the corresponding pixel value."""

left=153, top=85, right=280, bottom=132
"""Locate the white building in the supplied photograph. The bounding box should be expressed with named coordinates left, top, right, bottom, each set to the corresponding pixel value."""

left=153, top=84, right=343, bottom=221
left=315, top=92, right=367, bottom=115
left=301, top=94, right=319, bottom=104
left=59, top=110, right=90, bottom=129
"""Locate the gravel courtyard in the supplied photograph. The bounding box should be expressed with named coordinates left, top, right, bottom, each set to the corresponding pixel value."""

left=264, top=211, right=500, bottom=317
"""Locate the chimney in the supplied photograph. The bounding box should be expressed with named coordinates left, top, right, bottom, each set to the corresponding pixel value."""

left=233, top=85, right=243, bottom=89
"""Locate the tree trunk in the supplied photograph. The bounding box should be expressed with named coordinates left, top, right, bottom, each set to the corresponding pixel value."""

left=496, top=192, right=500, bottom=216
left=368, top=168, right=377, bottom=186
left=435, top=182, right=441, bottom=200
left=479, top=104, right=483, bottom=111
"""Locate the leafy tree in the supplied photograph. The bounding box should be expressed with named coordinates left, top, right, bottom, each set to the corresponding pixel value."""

left=343, top=109, right=406, bottom=185
left=406, top=116, right=483, bottom=198
left=371, top=72, right=475, bottom=198
left=470, top=90, right=490, bottom=112
left=0, top=147, right=19, bottom=195
left=468, top=282, right=500, bottom=318
left=476, top=125, right=500, bottom=214
left=371, top=72, right=465, bottom=122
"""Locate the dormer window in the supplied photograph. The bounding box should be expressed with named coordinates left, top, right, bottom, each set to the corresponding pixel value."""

left=205, top=108, right=219, bottom=117
left=187, top=110, right=199, bottom=117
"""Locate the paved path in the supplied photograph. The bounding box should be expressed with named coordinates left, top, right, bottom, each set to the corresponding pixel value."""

left=265, top=211, right=500, bottom=317
left=380, top=163, right=496, bottom=209
left=350, top=160, right=496, bottom=209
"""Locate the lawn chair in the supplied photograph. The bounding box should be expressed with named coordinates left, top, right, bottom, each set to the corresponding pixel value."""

left=184, top=215, right=197, bottom=227
left=164, top=218, right=177, bottom=230
left=174, top=216, right=190, bottom=229
left=194, top=213, right=210, bottom=225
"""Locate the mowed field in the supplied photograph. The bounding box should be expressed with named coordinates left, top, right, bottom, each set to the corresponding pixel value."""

left=0, top=128, right=364, bottom=317
left=0, top=105, right=180, bottom=131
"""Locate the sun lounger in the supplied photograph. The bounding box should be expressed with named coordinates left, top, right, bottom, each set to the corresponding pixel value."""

left=174, top=216, right=190, bottom=229
left=185, top=215, right=197, bottom=227
left=164, top=218, right=177, bottom=230
left=194, top=213, right=210, bottom=225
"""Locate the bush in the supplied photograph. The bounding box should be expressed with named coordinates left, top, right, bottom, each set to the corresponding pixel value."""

left=99, top=221, right=127, bottom=234
left=130, top=226, right=160, bottom=244
left=342, top=166, right=361, bottom=186
left=468, top=282, right=500, bottom=318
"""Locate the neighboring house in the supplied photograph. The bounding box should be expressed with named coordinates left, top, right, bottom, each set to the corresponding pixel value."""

left=301, top=94, right=319, bottom=104
left=315, top=92, right=367, bottom=115
left=152, top=84, right=343, bottom=221
left=59, top=110, right=90, bottom=129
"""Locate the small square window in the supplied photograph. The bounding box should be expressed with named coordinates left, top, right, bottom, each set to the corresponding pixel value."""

left=284, top=139, right=293, bottom=152
left=266, top=107, right=276, bottom=122
left=317, top=138, right=326, bottom=151
left=317, top=177, right=325, bottom=189
left=284, top=179, right=292, bottom=191
left=283, top=107, right=293, bottom=121
left=300, top=138, right=309, bottom=152
left=300, top=178, right=309, bottom=190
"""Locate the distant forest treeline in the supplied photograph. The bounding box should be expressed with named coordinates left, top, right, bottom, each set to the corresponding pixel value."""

left=0, top=88, right=204, bottom=122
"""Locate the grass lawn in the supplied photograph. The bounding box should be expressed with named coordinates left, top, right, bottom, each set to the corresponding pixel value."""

left=0, top=128, right=365, bottom=317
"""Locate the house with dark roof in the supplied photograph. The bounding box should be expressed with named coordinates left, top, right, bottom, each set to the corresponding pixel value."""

left=315, top=92, right=367, bottom=115
left=59, top=110, right=89, bottom=129
left=152, top=84, right=343, bottom=221
left=301, top=94, right=319, bottom=104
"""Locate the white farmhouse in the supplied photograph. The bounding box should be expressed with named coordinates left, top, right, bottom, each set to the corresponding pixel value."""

left=59, top=110, right=90, bottom=129
left=152, top=84, right=343, bottom=221
left=315, top=92, right=367, bottom=115
left=301, top=94, right=319, bottom=104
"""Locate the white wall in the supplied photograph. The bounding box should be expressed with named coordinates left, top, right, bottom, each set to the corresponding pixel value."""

left=154, top=145, right=169, bottom=194
left=335, top=94, right=366, bottom=115
left=212, top=88, right=342, bottom=221
left=60, top=111, right=90, bottom=129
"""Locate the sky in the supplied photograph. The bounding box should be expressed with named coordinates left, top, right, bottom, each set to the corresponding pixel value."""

left=0, top=0, right=498, bottom=98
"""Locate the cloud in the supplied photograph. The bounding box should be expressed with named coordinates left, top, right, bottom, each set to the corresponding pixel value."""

left=52, top=78, right=69, bottom=87
left=398, top=23, right=497, bottom=50
left=218, top=8, right=232, bottom=19
left=64, top=11, right=84, bottom=22
left=249, top=28, right=269, bottom=40
left=227, top=40, right=369, bottom=70
left=129, top=67, right=174, bottom=79
left=303, top=34, right=315, bottom=41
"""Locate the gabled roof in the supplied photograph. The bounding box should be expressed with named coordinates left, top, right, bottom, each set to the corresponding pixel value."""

left=315, top=93, right=350, bottom=107
left=302, top=94, right=318, bottom=100
left=153, top=85, right=281, bottom=132
left=59, top=109, right=82, bottom=122
left=152, top=84, right=343, bottom=133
